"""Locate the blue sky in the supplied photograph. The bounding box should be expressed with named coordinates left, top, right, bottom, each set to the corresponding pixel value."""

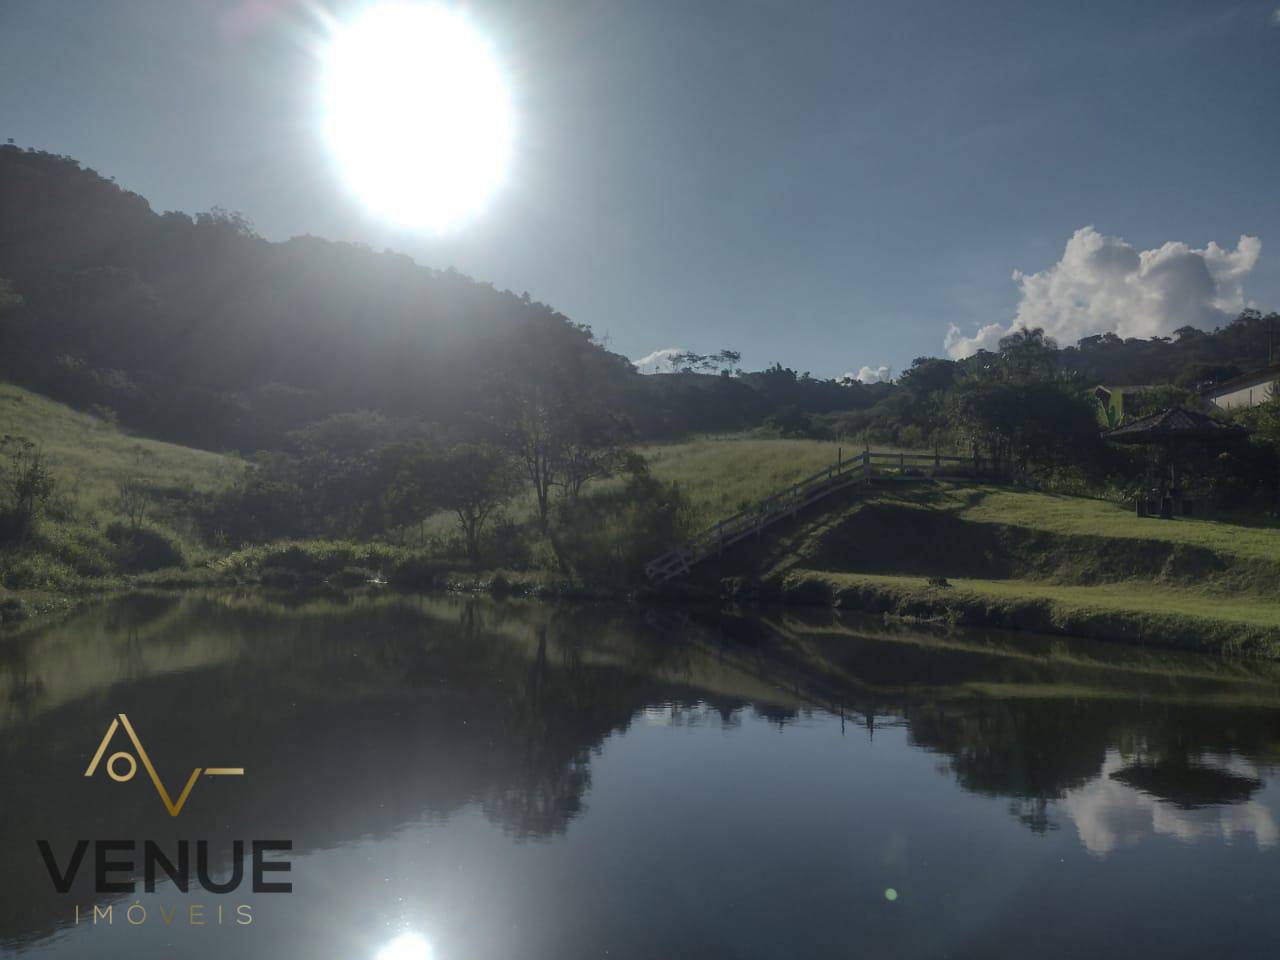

left=3, top=0, right=1278, bottom=379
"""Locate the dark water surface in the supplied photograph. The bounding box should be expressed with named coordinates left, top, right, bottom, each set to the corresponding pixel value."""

left=4, top=592, right=1280, bottom=959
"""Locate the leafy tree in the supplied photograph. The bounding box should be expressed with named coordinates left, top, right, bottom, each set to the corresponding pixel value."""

left=429, top=443, right=522, bottom=565
left=380, top=441, right=441, bottom=546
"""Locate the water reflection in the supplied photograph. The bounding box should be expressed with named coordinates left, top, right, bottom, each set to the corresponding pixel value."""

left=1063, top=753, right=1278, bottom=856
left=3, top=592, right=1280, bottom=958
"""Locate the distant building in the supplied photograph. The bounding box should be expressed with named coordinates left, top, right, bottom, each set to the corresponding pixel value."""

left=1203, top=364, right=1280, bottom=411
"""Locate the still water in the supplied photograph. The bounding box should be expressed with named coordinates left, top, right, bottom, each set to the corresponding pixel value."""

left=4, top=591, right=1280, bottom=959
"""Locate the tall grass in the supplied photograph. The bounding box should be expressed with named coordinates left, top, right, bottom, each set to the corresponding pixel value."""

left=0, top=383, right=242, bottom=514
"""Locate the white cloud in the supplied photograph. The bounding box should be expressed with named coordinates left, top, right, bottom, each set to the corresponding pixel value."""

left=1272, top=6, right=1280, bottom=26
left=633, top=347, right=686, bottom=374
left=1060, top=752, right=1278, bottom=858
left=944, top=226, right=1262, bottom=359
left=844, top=365, right=893, bottom=384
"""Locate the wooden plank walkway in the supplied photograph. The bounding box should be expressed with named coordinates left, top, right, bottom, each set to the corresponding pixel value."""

left=644, top=449, right=986, bottom=585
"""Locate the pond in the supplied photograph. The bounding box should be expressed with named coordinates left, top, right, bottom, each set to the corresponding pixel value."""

left=4, top=592, right=1280, bottom=959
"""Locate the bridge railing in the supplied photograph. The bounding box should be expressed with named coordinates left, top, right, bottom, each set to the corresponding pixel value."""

left=644, top=448, right=990, bottom=584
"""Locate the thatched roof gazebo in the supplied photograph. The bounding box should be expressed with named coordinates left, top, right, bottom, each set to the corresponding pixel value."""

left=1102, top=406, right=1246, bottom=518
left=1102, top=406, right=1245, bottom=446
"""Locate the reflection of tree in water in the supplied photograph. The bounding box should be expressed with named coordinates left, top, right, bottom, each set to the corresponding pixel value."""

left=6, top=592, right=1280, bottom=951
left=484, top=625, right=593, bottom=837
left=1110, top=762, right=1262, bottom=809
left=718, top=613, right=1280, bottom=838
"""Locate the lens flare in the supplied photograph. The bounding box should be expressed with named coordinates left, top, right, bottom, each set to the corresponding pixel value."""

left=322, top=2, right=514, bottom=231
left=375, top=931, right=433, bottom=960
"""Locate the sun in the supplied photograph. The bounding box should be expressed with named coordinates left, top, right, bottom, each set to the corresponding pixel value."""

left=322, top=3, right=513, bottom=231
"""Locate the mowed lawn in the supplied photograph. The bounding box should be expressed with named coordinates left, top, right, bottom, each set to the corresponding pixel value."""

left=956, top=486, right=1280, bottom=563
left=0, top=383, right=243, bottom=514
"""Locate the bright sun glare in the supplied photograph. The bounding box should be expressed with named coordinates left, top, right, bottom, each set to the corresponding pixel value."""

left=374, top=931, right=433, bottom=960
left=322, top=3, right=513, bottom=231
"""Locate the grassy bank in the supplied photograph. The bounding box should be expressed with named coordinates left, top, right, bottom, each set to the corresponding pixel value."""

left=0, top=383, right=245, bottom=615
left=688, top=477, right=1280, bottom=654
left=774, top=570, right=1280, bottom=657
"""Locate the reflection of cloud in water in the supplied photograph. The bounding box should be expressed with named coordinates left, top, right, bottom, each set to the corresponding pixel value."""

left=1061, top=752, right=1279, bottom=856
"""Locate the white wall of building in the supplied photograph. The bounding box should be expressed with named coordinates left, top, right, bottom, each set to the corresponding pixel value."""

left=1208, top=378, right=1276, bottom=411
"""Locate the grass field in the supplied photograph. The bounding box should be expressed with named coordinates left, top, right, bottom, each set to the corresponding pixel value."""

left=0, top=384, right=245, bottom=602
left=954, top=487, right=1280, bottom=563
left=0, top=382, right=242, bottom=514
left=639, top=434, right=944, bottom=528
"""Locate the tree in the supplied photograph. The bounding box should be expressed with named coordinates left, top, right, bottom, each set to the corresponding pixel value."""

left=430, top=443, right=522, bottom=565
left=997, top=327, right=1058, bottom=382
left=0, top=435, right=56, bottom=544
left=115, top=445, right=157, bottom=530
left=380, top=441, right=440, bottom=546
left=494, top=314, right=635, bottom=529
left=556, top=406, right=631, bottom=504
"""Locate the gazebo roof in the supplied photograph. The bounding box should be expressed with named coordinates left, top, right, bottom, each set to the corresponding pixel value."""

left=1102, top=405, right=1246, bottom=445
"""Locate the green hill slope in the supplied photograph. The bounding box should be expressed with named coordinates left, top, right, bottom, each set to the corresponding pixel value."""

left=1, top=382, right=242, bottom=607
left=0, top=382, right=240, bottom=512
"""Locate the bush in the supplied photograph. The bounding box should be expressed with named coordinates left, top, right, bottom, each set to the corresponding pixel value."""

left=551, top=461, right=694, bottom=584
left=105, top=521, right=187, bottom=573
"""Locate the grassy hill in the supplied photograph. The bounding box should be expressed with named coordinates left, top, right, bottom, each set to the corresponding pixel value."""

left=0, top=383, right=242, bottom=608
left=0, top=382, right=240, bottom=513
left=640, top=434, right=939, bottom=530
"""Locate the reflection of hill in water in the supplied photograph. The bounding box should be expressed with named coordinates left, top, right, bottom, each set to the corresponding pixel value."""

left=1111, top=762, right=1263, bottom=809
left=3, top=592, right=1280, bottom=949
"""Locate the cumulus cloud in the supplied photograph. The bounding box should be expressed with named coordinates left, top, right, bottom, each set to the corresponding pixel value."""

left=1059, top=752, right=1278, bottom=857
left=633, top=347, right=686, bottom=374
left=844, top=365, right=893, bottom=384
left=944, top=227, right=1262, bottom=359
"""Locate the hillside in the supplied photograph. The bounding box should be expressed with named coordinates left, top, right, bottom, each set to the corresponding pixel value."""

left=0, top=382, right=239, bottom=513
left=0, top=145, right=633, bottom=450
left=0, top=146, right=888, bottom=451
left=0, top=382, right=241, bottom=606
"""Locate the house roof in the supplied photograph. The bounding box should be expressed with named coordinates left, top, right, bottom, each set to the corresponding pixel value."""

left=1202, top=363, right=1280, bottom=398
left=1102, top=406, right=1246, bottom=445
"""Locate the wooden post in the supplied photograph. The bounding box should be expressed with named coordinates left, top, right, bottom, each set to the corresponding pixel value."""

left=899, top=451, right=905, bottom=471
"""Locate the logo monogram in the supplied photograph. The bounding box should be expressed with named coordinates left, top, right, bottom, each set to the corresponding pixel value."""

left=84, top=714, right=243, bottom=817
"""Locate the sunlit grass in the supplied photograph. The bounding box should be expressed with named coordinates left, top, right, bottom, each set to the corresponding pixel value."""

left=641, top=433, right=888, bottom=529
left=0, top=382, right=242, bottom=514
left=956, top=486, right=1280, bottom=563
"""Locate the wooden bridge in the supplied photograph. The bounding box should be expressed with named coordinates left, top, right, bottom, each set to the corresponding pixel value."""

left=644, top=449, right=988, bottom=585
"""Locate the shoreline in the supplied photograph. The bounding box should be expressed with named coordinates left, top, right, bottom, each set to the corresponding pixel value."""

left=6, top=566, right=1279, bottom=660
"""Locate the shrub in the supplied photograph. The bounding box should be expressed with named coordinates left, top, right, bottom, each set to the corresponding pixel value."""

left=105, top=521, right=187, bottom=573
